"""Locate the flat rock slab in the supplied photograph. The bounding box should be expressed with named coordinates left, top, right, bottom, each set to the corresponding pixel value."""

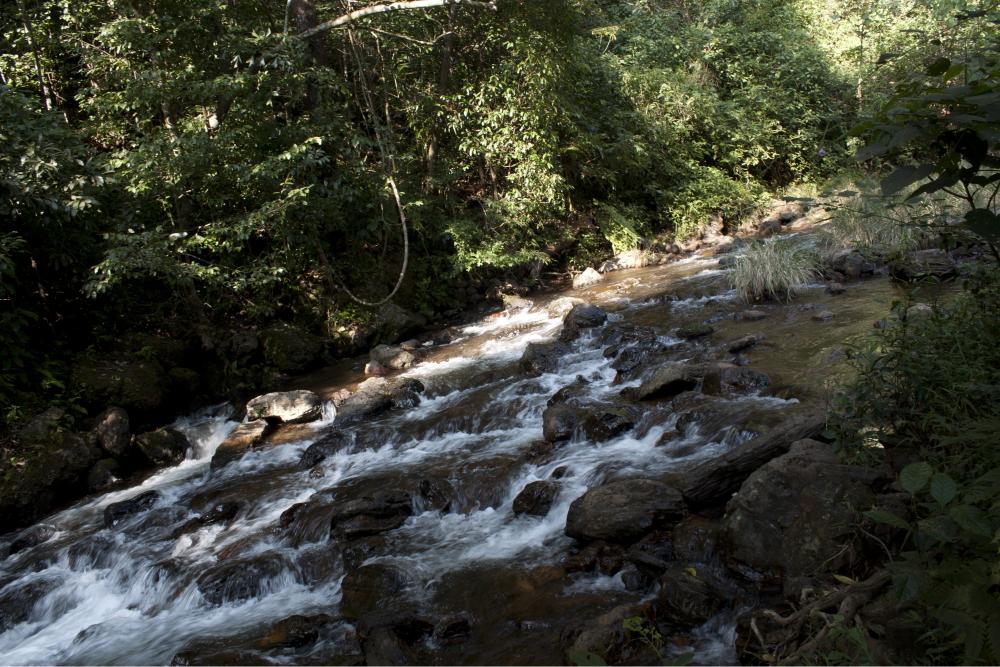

left=565, top=478, right=686, bottom=543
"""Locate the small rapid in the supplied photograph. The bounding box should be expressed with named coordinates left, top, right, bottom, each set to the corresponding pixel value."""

left=0, top=241, right=903, bottom=665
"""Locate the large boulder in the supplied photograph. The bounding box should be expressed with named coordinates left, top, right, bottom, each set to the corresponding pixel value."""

left=71, top=359, right=168, bottom=421
left=246, top=390, right=323, bottom=424
left=91, top=407, right=131, bottom=457
left=134, top=427, right=190, bottom=467
left=559, top=304, right=607, bottom=342
left=829, top=249, right=875, bottom=280
left=542, top=403, right=585, bottom=443
left=701, top=364, right=771, bottom=397
left=660, top=407, right=827, bottom=509
left=336, top=377, right=424, bottom=427
left=299, top=431, right=354, bottom=469
left=370, top=344, right=416, bottom=371
left=0, top=429, right=101, bottom=534
left=889, top=248, right=956, bottom=282
left=565, top=479, right=686, bottom=543
left=261, top=323, right=324, bottom=374
left=721, top=439, right=880, bottom=579
left=196, top=553, right=292, bottom=604
left=546, top=297, right=585, bottom=318
left=581, top=405, right=641, bottom=442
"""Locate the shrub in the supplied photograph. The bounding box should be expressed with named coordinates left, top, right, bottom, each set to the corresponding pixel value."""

left=729, top=236, right=820, bottom=302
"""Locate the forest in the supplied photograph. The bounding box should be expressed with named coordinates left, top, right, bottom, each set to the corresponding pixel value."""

left=1, top=0, right=999, bottom=665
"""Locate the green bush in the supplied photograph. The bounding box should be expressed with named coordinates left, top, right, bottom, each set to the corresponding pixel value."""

left=729, top=236, right=821, bottom=302
left=832, top=269, right=1000, bottom=664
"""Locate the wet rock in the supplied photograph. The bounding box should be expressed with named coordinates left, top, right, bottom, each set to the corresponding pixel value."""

left=739, top=309, right=768, bottom=321
left=18, top=407, right=66, bottom=443
left=300, top=431, right=353, bottom=469
left=92, top=407, right=131, bottom=456
left=621, top=566, right=654, bottom=592
left=565, top=479, right=686, bottom=543
left=542, top=403, right=584, bottom=443
left=331, top=489, right=414, bottom=541
left=0, top=576, right=62, bottom=631
left=171, top=648, right=272, bottom=666
left=550, top=465, right=570, bottom=479
left=672, top=516, right=720, bottom=563
left=134, top=427, right=190, bottom=467
left=582, top=405, right=641, bottom=441
left=826, top=282, right=846, bottom=295
left=732, top=354, right=751, bottom=366
left=336, top=378, right=424, bottom=427
left=261, top=323, right=324, bottom=374
left=7, top=523, right=57, bottom=556
left=676, top=323, right=714, bottom=339
left=343, top=536, right=389, bottom=571
left=400, top=339, right=420, bottom=351
left=258, top=614, right=334, bottom=650
left=775, top=201, right=806, bottom=224
left=519, top=341, right=571, bottom=377
left=340, top=563, right=412, bottom=620
left=701, top=365, right=771, bottom=397
left=562, top=603, right=654, bottom=666
left=727, top=335, right=760, bottom=354
left=361, top=625, right=411, bottom=666
left=370, top=344, right=416, bottom=371
left=812, top=310, right=835, bottom=322
left=246, top=390, right=323, bottom=424
left=211, top=420, right=273, bottom=471
left=656, top=564, right=724, bottom=627
left=523, top=439, right=556, bottom=464
left=905, top=303, right=934, bottom=322
left=87, top=458, right=121, bottom=492
left=434, top=616, right=472, bottom=646
left=889, top=248, right=956, bottom=282
left=721, top=439, right=881, bottom=579
left=417, top=478, right=453, bottom=513
left=104, top=490, right=160, bottom=528
left=546, top=296, right=586, bottom=318
left=830, top=249, right=875, bottom=280
left=66, top=533, right=117, bottom=569
left=364, top=360, right=388, bottom=377
left=559, top=304, right=607, bottom=342
left=196, top=553, right=290, bottom=604
left=564, top=541, right=626, bottom=575
left=625, top=530, right=675, bottom=576
left=71, top=359, right=167, bottom=420
left=573, top=267, right=604, bottom=288
left=659, top=407, right=827, bottom=509
left=512, top=480, right=559, bottom=516
left=623, top=363, right=698, bottom=401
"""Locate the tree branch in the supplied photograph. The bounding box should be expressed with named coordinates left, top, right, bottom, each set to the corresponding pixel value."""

left=298, top=0, right=497, bottom=39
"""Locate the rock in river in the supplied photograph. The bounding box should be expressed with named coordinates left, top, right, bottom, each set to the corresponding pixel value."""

left=565, top=479, right=686, bottom=543
left=246, top=390, right=323, bottom=424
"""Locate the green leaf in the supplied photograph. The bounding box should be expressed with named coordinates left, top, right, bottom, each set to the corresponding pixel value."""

left=865, top=508, right=911, bottom=530
left=926, top=57, right=951, bottom=76
left=964, top=209, right=1000, bottom=244
left=931, top=473, right=958, bottom=506
left=882, top=165, right=935, bottom=197
left=950, top=505, right=994, bottom=537
left=900, top=461, right=934, bottom=494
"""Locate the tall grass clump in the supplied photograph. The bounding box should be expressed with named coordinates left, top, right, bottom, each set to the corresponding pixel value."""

left=729, top=236, right=820, bottom=302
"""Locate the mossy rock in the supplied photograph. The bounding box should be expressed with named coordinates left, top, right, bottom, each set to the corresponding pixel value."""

left=71, top=358, right=167, bottom=417
left=261, top=324, right=325, bottom=374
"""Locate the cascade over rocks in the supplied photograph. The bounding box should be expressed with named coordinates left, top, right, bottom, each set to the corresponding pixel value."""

left=104, top=491, right=160, bottom=529
left=246, top=390, right=323, bottom=424
left=196, top=552, right=292, bottom=604
left=335, top=377, right=425, bottom=427
left=721, top=438, right=882, bottom=580
left=565, top=478, right=686, bottom=543
left=559, top=304, right=607, bottom=342
left=211, top=420, right=273, bottom=471
left=299, top=430, right=353, bottom=469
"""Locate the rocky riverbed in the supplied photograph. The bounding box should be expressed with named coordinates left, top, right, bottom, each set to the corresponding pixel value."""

left=0, top=211, right=949, bottom=665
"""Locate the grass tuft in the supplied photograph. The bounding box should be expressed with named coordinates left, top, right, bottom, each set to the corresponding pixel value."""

left=729, top=236, right=820, bottom=302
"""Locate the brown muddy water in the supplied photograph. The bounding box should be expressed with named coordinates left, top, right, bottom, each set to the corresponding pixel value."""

left=0, top=231, right=913, bottom=666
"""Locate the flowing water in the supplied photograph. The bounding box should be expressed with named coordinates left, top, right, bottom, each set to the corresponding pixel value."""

left=0, top=237, right=906, bottom=665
